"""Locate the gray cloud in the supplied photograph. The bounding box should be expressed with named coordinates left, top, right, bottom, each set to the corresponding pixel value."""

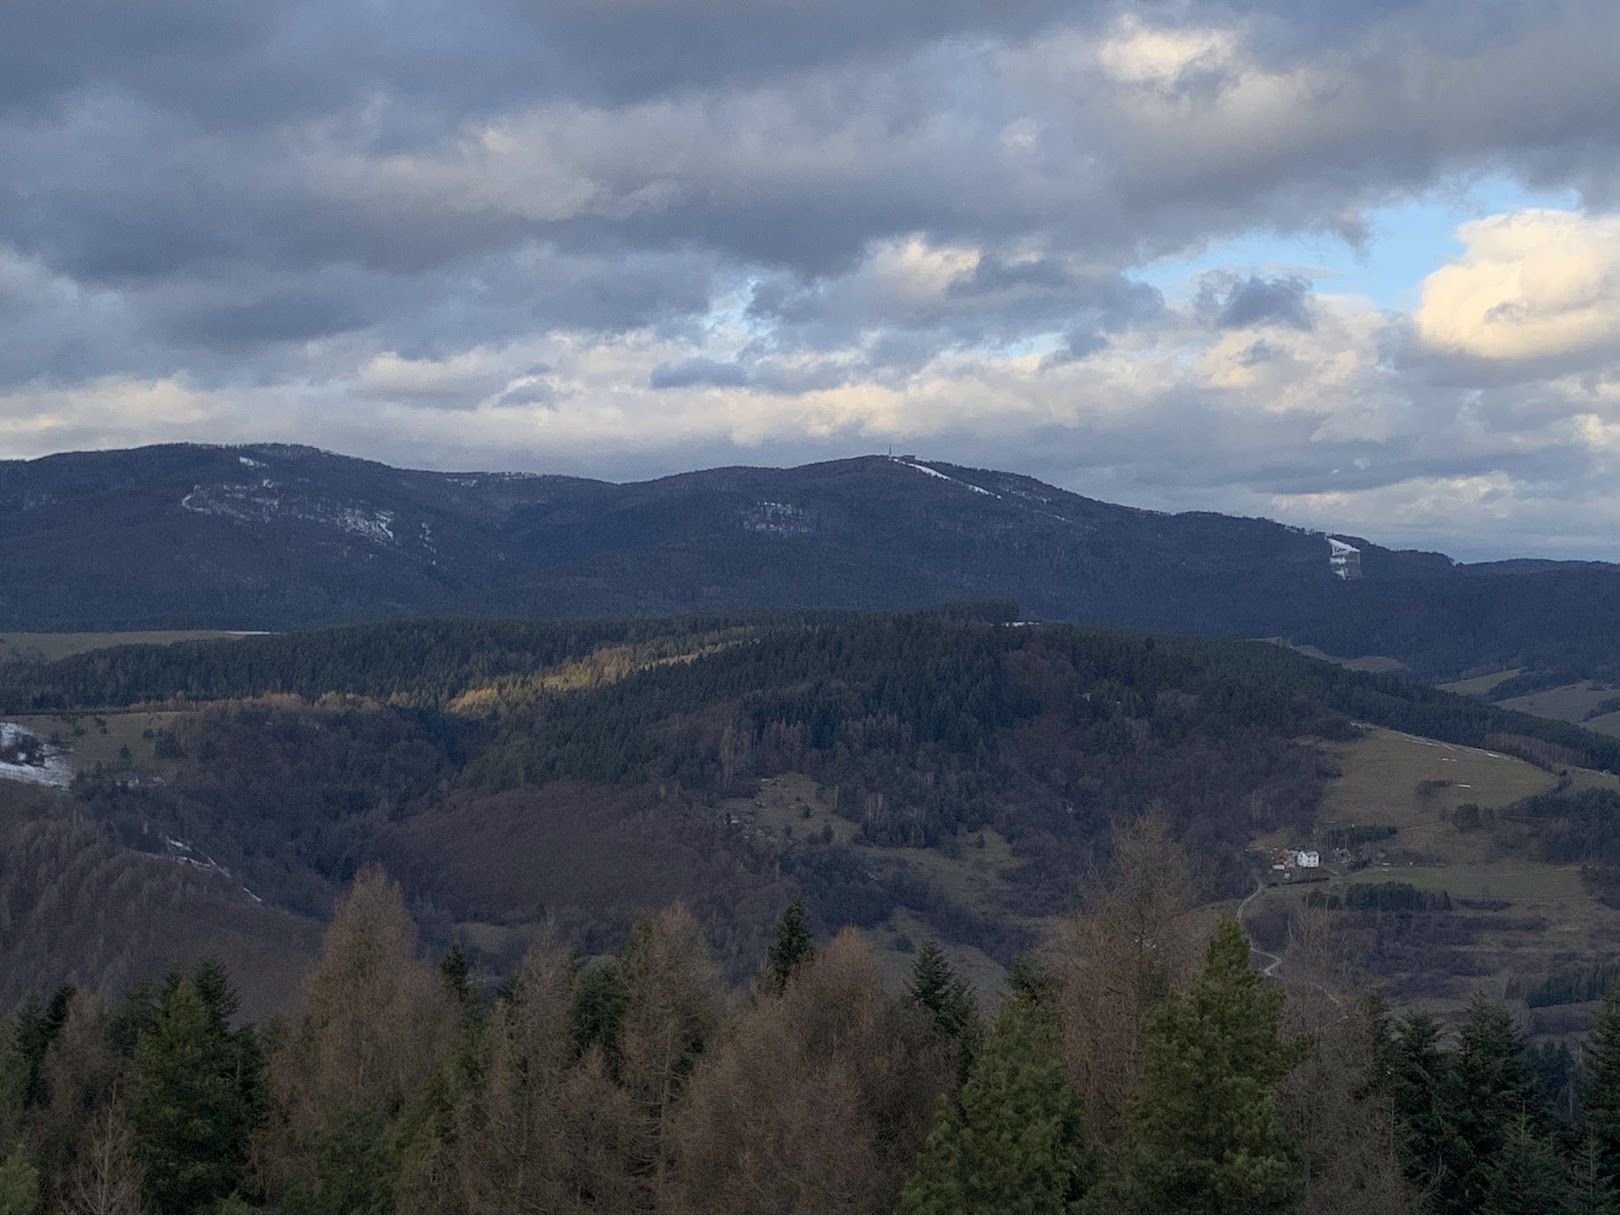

left=1202, top=275, right=1316, bottom=331
left=650, top=358, right=748, bottom=390
left=2, top=0, right=1619, bottom=558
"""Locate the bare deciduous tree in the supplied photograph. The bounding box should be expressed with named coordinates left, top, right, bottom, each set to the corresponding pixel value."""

left=1053, top=810, right=1204, bottom=1141
left=257, top=867, right=457, bottom=1200
left=60, top=1100, right=145, bottom=1215
left=667, top=928, right=949, bottom=1215
left=1277, top=904, right=1424, bottom=1215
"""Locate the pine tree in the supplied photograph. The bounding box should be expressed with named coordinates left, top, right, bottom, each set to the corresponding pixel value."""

left=1433, top=996, right=1557, bottom=1215
left=1571, top=1132, right=1620, bottom=1215
left=1477, top=1114, right=1577, bottom=1215
left=763, top=896, right=815, bottom=994
left=1101, top=920, right=1307, bottom=1215
left=1387, top=1011, right=1458, bottom=1191
left=908, top=941, right=978, bottom=1039
left=1587, top=995, right=1620, bottom=1193
left=899, top=993, right=1089, bottom=1215
left=14, top=986, right=73, bottom=1109
left=439, top=944, right=474, bottom=1010
left=127, top=979, right=259, bottom=1215
left=908, top=940, right=982, bottom=1088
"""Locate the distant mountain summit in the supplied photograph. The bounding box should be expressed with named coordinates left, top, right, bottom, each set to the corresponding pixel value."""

left=2, top=443, right=1615, bottom=679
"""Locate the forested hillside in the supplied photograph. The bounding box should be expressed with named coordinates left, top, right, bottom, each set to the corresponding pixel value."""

left=4, top=835, right=1620, bottom=1215
left=3, top=608, right=1617, bottom=1007
left=5, top=443, right=1620, bottom=683
left=3, top=609, right=1620, bottom=1212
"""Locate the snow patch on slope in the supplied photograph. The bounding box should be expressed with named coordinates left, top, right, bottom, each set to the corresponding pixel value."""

left=890, top=458, right=1001, bottom=498
left=181, top=481, right=401, bottom=548
left=741, top=501, right=813, bottom=535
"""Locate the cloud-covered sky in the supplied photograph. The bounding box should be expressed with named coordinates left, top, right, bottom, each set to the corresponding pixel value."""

left=4, top=0, right=1620, bottom=559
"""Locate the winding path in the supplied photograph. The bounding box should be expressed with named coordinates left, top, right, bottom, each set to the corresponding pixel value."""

left=1237, top=875, right=1284, bottom=977
left=1237, top=874, right=1345, bottom=1007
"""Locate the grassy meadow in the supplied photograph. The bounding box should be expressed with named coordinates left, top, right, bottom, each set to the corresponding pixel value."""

left=0, top=630, right=259, bottom=663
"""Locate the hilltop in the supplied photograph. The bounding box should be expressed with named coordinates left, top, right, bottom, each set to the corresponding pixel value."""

left=4, top=443, right=1618, bottom=680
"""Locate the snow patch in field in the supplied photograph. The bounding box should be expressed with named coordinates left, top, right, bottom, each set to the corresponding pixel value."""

left=0, top=723, right=73, bottom=788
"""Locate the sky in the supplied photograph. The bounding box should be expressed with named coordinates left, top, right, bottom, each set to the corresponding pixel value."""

left=3, top=1, right=1619, bottom=561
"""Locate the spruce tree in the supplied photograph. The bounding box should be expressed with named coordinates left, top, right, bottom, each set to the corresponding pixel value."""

left=1388, top=1011, right=1460, bottom=1192
left=1588, top=994, right=1620, bottom=1193
left=439, top=943, right=474, bottom=1010
left=1434, top=996, right=1557, bottom=1215
left=764, top=896, right=816, bottom=994
left=1103, top=919, right=1306, bottom=1215
left=14, top=987, right=73, bottom=1109
left=899, top=992, right=1089, bottom=1215
left=1478, top=1114, right=1577, bottom=1215
left=908, top=940, right=982, bottom=1087
left=128, top=979, right=259, bottom=1214
left=1572, top=1132, right=1620, bottom=1215
left=908, top=941, right=977, bottom=1040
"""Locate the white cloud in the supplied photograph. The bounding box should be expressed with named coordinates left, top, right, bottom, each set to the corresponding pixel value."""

left=1416, top=209, right=1620, bottom=364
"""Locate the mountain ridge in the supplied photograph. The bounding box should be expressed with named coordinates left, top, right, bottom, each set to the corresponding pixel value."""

left=3, top=443, right=1615, bottom=680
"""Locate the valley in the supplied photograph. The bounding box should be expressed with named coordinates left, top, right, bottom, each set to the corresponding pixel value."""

left=4, top=608, right=1619, bottom=1039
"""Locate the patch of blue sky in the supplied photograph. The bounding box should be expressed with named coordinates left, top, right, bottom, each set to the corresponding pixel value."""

left=1139, top=173, right=1581, bottom=311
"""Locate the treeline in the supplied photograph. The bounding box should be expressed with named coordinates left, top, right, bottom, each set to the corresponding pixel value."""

left=453, top=617, right=1346, bottom=886
left=0, top=608, right=935, bottom=715
left=1510, top=963, right=1620, bottom=1011
left=1181, top=635, right=1620, bottom=774
left=1490, top=787, right=1620, bottom=904
left=9, top=611, right=1617, bottom=780
left=11, top=825, right=1620, bottom=1215
left=1293, top=566, right=1620, bottom=683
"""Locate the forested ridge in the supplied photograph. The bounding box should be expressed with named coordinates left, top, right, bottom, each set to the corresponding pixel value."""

left=5, top=608, right=1614, bottom=773
left=4, top=608, right=1619, bottom=996
left=7, top=826, right=1620, bottom=1215
left=7, top=444, right=1620, bottom=690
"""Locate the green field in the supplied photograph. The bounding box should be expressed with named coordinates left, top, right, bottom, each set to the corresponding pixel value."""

left=1488, top=681, right=1620, bottom=739
left=1245, top=724, right=1620, bottom=1022
left=1277, top=641, right=1406, bottom=673
left=1275, top=725, right=1559, bottom=865
left=1438, top=668, right=1525, bottom=696
left=0, top=630, right=261, bottom=663
left=1498, top=680, right=1620, bottom=722
left=1381, top=863, right=1586, bottom=901
left=8, top=710, right=191, bottom=780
